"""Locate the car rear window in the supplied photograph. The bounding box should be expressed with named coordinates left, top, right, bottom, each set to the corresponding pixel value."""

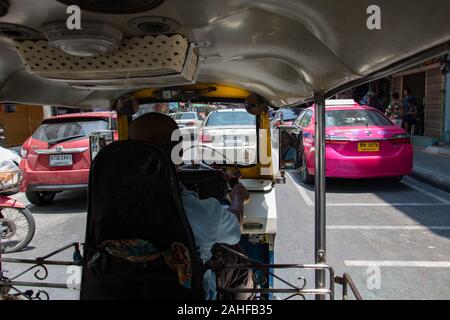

left=205, top=111, right=256, bottom=127
left=32, top=119, right=109, bottom=143
left=326, top=109, right=393, bottom=127
left=174, top=113, right=196, bottom=120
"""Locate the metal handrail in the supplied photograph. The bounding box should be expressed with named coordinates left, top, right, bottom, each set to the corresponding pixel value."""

left=1, top=242, right=363, bottom=300
left=335, top=273, right=363, bottom=300
left=214, top=244, right=336, bottom=300
left=0, top=243, right=82, bottom=300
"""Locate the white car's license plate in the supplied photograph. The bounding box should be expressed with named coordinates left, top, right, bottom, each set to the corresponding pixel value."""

left=225, top=139, right=242, bottom=145
left=50, top=154, right=73, bottom=167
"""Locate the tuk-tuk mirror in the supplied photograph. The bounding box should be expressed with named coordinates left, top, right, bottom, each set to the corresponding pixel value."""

left=90, top=130, right=115, bottom=161
left=245, top=94, right=268, bottom=116
left=279, top=126, right=302, bottom=171
left=115, top=95, right=139, bottom=116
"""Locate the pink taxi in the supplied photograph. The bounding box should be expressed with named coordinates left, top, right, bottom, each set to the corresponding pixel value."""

left=293, top=100, right=413, bottom=184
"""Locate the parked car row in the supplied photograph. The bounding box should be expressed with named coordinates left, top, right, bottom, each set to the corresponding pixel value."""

left=9, top=100, right=413, bottom=206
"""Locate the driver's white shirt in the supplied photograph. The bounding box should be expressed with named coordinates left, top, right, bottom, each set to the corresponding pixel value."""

left=180, top=189, right=241, bottom=300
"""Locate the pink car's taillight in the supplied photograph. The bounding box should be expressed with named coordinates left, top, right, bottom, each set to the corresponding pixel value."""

left=325, top=135, right=349, bottom=145
left=389, top=134, right=411, bottom=145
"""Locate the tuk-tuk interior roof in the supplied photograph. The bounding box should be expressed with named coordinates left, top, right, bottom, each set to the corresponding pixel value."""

left=0, top=0, right=449, bottom=109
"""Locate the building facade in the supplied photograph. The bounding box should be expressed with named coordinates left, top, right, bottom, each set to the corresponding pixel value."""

left=0, top=104, right=44, bottom=147
left=390, top=59, right=448, bottom=143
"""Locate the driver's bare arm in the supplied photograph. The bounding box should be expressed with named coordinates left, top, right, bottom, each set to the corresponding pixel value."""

left=227, top=183, right=250, bottom=224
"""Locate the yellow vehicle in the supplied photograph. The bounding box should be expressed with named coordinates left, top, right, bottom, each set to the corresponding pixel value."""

left=0, top=0, right=449, bottom=300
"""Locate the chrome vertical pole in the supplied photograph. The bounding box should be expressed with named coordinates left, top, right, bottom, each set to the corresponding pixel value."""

left=314, top=92, right=327, bottom=299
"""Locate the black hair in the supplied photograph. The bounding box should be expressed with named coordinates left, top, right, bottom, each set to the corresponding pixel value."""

left=129, top=112, right=181, bottom=156
left=392, top=92, right=400, bottom=99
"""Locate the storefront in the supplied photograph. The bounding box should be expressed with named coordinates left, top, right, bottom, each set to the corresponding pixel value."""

left=0, top=104, right=44, bottom=147
left=444, top=58, right=450, bottom=144
left=391, top=59, right=447, bottom=144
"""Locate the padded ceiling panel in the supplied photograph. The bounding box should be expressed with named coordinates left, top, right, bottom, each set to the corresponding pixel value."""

left=0, top=0, right=448, bottom=108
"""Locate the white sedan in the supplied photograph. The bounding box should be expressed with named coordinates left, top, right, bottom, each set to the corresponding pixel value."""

left=198, top=109, right=257, bottom=165
left=173, top=112, right=204, bottom=140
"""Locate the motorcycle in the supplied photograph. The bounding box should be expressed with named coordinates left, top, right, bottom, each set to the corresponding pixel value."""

left=0, top=169, right=35, bottom=254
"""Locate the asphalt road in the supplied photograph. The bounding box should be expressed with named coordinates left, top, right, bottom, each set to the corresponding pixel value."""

left=274, top=173, right=450, bottom=300
left=2, top=175, right=450, bottom=300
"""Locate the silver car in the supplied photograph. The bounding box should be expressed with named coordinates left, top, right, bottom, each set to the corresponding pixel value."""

left=173, top=112, right=204, bottom=140
left=198, top=109, right=257, bottom=165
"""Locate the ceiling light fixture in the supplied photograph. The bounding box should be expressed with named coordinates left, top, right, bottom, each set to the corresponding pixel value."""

left=128, top=16, right=180, bottom=35
left=56, top=0, right=164, bottom=14
left=42, top=21, right=122, bottom=57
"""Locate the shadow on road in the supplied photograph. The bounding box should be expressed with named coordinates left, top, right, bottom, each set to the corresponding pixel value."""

left=298, top=176, right=408, bottom=194
left=28, top=190, right=87, bottom=215
left=289, top=172, right=450, bottom=239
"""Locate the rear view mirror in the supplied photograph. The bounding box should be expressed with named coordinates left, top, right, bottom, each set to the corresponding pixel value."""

left=115, top=95, right=139, bottom=116
left=90, top=130, right=115, bottom=161
left=279, top=126, right=302, bottom=171
left=245, top=94, right=268, bottom=116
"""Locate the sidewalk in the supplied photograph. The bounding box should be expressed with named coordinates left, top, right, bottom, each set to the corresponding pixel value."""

left=412, top=146, right=450, bottom=193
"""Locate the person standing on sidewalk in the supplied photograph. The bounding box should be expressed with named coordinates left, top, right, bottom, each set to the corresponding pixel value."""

left=402, top=88, right=416, bottom=114
left=386, top=92, right=403, bottom=127
left=403, top=98, right=419, bottom=134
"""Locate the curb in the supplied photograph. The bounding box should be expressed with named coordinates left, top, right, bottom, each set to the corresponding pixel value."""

left=411, top=170, right=450, bottom=194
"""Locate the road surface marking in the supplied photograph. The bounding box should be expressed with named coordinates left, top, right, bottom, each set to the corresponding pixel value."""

left=287, top=173, right=314, bottom=206
left=402, top=180, right=450, bottom=204
left=345, top=261, right=450, bottom=268
left=288, top=173, right=450, bottom=207
left=327, top=225, right=450, bottom=230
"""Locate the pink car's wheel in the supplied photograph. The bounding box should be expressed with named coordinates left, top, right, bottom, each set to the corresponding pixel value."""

left=300, top=151, right=314, bottom=185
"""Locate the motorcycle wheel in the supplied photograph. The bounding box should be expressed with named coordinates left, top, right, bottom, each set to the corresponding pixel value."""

left=0, top=207, right=35, bottom=253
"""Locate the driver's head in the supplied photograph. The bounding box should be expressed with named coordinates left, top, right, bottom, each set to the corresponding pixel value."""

left=129, top=112, right=180, bottom=156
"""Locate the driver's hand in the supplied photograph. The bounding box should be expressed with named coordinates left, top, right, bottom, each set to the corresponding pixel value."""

left=231, top=183, right=250, bottom=202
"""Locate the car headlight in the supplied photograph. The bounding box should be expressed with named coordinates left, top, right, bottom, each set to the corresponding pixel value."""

left=20, top=147, right=28, bottom=158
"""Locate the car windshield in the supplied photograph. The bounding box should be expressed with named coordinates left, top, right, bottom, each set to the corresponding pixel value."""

left=174, top=113, right=196, bottom=120
left=205, top=111, right=256, bottom=127
left=33, top=119, right=109, bottom=143
left=326, top=109, right=393, bottom=127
